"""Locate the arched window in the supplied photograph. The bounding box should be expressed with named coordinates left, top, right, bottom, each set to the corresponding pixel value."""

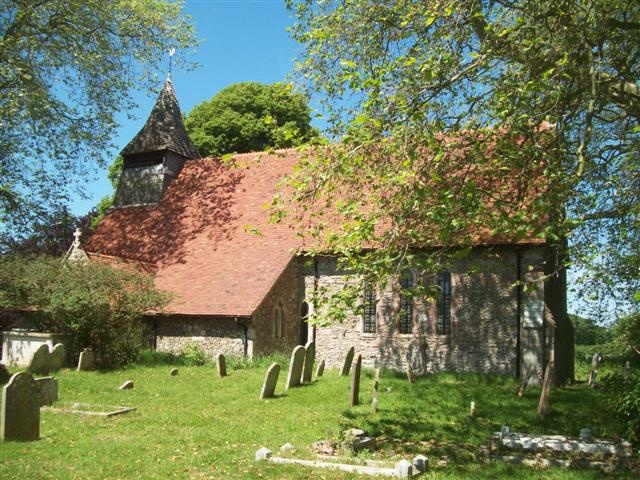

left=437, top=270, right=452, bottom=335
left=274, top=304, right=283, bottom=338
left=363, top=282, right=376, bottom=333
left=399, top=271, right=413, bottom=334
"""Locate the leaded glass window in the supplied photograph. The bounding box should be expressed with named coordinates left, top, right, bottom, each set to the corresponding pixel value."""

left=363, top=283, right=376, bottom=333
left=399, top=271, right=413, bottom=334
left=437, top=270, right=452, bottom=335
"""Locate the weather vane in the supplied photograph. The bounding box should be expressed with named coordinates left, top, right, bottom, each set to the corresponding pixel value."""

left=168, top=48, right=176, bottom=80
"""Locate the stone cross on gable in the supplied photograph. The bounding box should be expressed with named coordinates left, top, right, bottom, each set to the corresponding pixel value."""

left=72, top=228, right=82, bottom=248
left=63, top=227, right=89, bottom=264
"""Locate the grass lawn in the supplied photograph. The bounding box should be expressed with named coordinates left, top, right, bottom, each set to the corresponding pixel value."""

left=0, top=357, right=636, bottom=479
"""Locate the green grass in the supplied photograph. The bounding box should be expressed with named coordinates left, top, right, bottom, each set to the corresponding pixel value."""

left=0, top=360, right=635, bottom=479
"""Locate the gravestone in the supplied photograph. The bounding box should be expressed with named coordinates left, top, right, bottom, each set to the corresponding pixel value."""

left=0, top=363, right=10, bottom=385
left=217, top=353, right=227, bottom=378
left=49, top=344, right=65, bottom=372
left=77, top=349, right=95, bottom=371
left=285, top=346, right=305, bottom=390
left=406, top=365, right=415, bottom=384
left=170, top=368, right=179, bottom=376
left=260, top=363, right=280, bottom=400
left=341, top=346, right=355, bottom=376
left=34, top=377, right=58, bottom=406
left=371, top=368, right=380, bottom=414
left=350, top=354, right=362, bottom=407
left=28, top=344, right=51, bottom=375
left=1, top=371, right=39, bottom=441
left=395, top=459, right=413, bottom=478
left=470, top=400, right=476, bottom=417
left=587, top=353, right=601, bottom=388
left=301, top=341, right=315, bottom=383
left=119, top=380, right=134, bottom=390
left=315, top=359, right=325, bottom=378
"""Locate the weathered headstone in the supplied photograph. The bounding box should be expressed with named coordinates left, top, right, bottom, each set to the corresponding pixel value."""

left=285, top=346, right=305, bottom=390
left=260, top=363, right=280, bottom=400
left=315, top=359, right=325, bottom=378
left=395, top=459, right=413, bottom=478
left=34, top=377, right=58, bottom=406
left=587, top=353, right=601, bottom=388
left=28, top=344, right=51, bottom=375
left=77, top=349, right=95, bottom=371
left=406, top=365, right=415, bottom=384
left=371, top=368, right=380, bottom=414
left=217, top=353, right=227, bottom=378
left=341, top=346, right=355, bottom=376
left=1, top=371, right=39, bottom=441
left=49, top=343, right=65, bottom=372
left=350, top=354, right=362, bottom=407
left=301, top=341, right=315, bottom=383
left=412, top=454, right=428, bottom=473
left=170, top=368, right=179, bottom=376
left=470, top=400, right=476, bottom=418
left=0, top=363, right=10, bottom=385
left=255, top=447, right=272, bottom=461
left=119, top=380, right=134, bottom=390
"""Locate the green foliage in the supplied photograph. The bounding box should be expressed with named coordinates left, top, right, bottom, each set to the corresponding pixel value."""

left=571, top=314, right=612, bottom=345
left=135, top=348, right=183, bottom=366
left=0, top=255, right=168, bottom=367
left=185, top=82, right=319, bottom=157
left=180, top=341, right=208, bottom=366
left=285, top=0, right=640, bottom=317
left=0, top=0, right=198, bottom=246
left=612, top=313, right=640, bottom=364
left=602, top=371, right=640, bottom=443
left=90, top=155, right=124, bottom=229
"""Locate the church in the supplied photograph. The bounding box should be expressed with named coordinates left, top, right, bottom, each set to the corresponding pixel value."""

left=85, top=80, right=574, bottom=384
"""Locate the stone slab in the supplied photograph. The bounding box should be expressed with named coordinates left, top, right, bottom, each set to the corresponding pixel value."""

left=49, top=344, right=65, bottom=372
left=302, top=341, right=315, bottom=383
left=77, top=349, right=95, bottom=371
left=119, top=380, right=134, bottom=390
left=350, top=354, right=362, bottom=407
left=315, top=359, right=325, bottom=378
left=268, top=456, right=398, bottom=477
left=260, top=363, right=280, bottom=400
left=217, top=353, right=227, bottom=378
left=1, top=371, right=39, bottom=441
left=34, top=376, right=58, bottom=406
left=28, top=344, right=51, bottom=375
left=341, top=347, right=355, bottom=376
left=285, top=346, right=305, bottom=390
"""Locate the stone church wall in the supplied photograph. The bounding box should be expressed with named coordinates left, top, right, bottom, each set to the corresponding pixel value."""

left=305, top=247, right=549, bottom=377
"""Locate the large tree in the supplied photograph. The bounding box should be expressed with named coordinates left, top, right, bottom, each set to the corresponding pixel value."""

left=0, top=0, right=197, bottom=248
left=284, top=0, right=640, bottom=317
left=185, top=82, right=319, bottom=157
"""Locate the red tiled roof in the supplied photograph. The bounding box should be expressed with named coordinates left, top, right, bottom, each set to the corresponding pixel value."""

left=86, top=147, right=546, bottom=317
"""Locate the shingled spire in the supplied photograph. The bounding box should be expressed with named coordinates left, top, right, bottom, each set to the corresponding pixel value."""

left=121, top=79, right=198, bottom=159
left=114, top=79, right=198, bottom=207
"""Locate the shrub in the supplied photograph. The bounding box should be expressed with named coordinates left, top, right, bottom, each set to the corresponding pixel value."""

left=180, top=342, right=208, bottom=366
left=602, top=370, right=640, bottom=443
left=135, top=348, right=183, bottom=366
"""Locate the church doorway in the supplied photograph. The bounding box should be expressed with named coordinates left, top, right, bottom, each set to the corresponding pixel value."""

left=299, top=301, right=309, bottom=345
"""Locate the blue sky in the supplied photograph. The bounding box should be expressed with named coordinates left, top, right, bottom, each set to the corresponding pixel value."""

left=72, top=0, right=303, bottom=215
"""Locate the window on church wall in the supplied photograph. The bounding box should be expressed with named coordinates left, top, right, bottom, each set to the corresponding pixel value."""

left=437, top=270, right=452, bottom=335
left=363, top=282, right=377, bottom=333
left=399, top=271, right=413, bottom=334
left=274, top=304, right=283, bottom=338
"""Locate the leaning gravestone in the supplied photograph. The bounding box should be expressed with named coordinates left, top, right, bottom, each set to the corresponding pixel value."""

left=285, top=346, right=305, bottom=390
left=587, top=353, right=601, bottom=388
left=28, top=344, right=51, bottom=375
left=341, top=346, right=355, bottom=376
left=49, top=344, right=65, bottom=372
left=350, top=354, right=363, bottom=407
left=217, top=353, right=227, bottom=378
left=119, top=380, right=134, bottom=390
left=1, top=371, right=39, bottom=441
left=315, top=359, right=325, bottom=378
left=302, top=341, right=315, bottom=383
left=260, top=363, right=281, bottom=400
left=34, top=377, right=58, bottom=406
left=77, top=349, right=95, bottom=371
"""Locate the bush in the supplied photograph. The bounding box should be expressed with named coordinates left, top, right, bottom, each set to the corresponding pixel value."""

left=602, top=370, right=640, bottom=443
left=0, top=255, right=168, bottom=368
left=180, top=342, right=208, bottom=366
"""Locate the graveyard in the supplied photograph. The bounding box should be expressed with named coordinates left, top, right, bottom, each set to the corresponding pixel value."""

left=1, top=349, right=637, bottom=480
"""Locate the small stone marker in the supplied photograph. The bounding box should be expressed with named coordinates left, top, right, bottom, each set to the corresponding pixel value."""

left=412, top=454, right=428, bottom=473
left=0, top=364, right=10, bottom=385
left=406, top=364, right=415, bottom=384
left=77, top=349, right=95, bottom=371
left=28, top=344, right=51, bottom=375
left=34, top=377, right=58, bottom=406
left=341, top=346, right=355, bottom=376
left=285, top=346, right=305, bottom=390
left=260, top=363, right=281, bottom=400
left=350, top=354, right=362, bottom=407
left=217, top=353, right=227, bottom=378
left=49, top=343, right=65, bottom=372
left=279, top=442, right=294, bottom=453
left=587, top=353, right=601, bottom=388
left=315, top=359, right=325, bottom=378
left=371, top=368, right=380, bottom=414
left=470, top=400, right=476, bottom=418
left=170, top=368, right=179, bottom=376
left=395, top=459, right=413, bottom=478
left=255, top=447, right=272, bottom=461
left=301, top=341, right=315, bottom=383
left=1, top=371, right=39, bottom=441
left=119, top=380, right=134, bottom=390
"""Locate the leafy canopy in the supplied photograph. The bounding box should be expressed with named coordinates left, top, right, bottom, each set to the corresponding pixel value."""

left=185, top=82, right=319, bottom=157
left=0, top=0, right=198, bottom=248
left=285, top=0, right=640, bottom=317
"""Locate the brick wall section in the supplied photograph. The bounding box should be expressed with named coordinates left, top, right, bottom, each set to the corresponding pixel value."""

left=154, top=315, right=246, bottom=358
left=306, top=247, right=549, bottom=376
left=250, top=258, right=306, bottom=356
